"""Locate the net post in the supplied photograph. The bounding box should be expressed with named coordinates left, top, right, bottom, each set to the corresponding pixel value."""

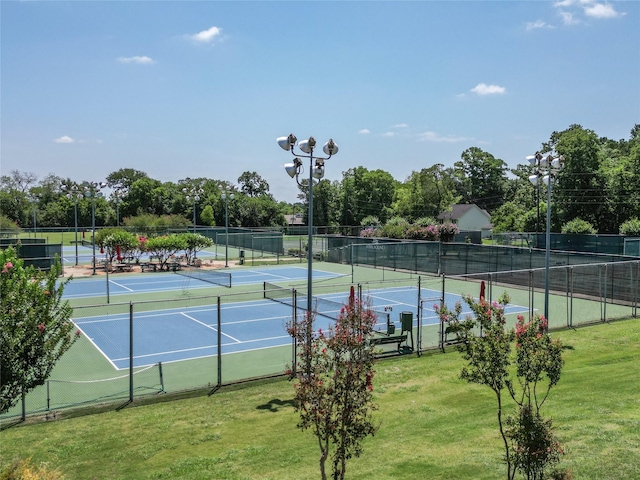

left=292, top=289, right=297, bottom=376
left=417, top=276, right=422, bottom=356
left=568, top=267, right=574, bottom=328
left=129, top=301, right=134, bottom=404
left=46, top=380, right=51, bottom=411
left=158, top=362, right=165, bottom=393
left=209, top=296, right=223, bottom=395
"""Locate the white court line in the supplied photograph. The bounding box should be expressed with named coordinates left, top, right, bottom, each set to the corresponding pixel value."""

left=108, top=279, right=134, bottom=291
left=180, top=312, right=240, bottom=343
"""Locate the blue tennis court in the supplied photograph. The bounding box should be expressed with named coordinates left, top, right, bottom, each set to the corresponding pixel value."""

left=74, top=286, right=530, bottom=370
left=63, top=266, right=345, bottom=299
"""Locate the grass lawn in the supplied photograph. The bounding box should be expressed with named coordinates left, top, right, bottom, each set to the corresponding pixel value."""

left=1, top=319, right=639, bottom=479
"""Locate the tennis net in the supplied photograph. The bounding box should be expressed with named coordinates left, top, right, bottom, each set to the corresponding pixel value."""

left=263, top=282, right=390, bottom=323
left=175, top=266, right=232, bottom=288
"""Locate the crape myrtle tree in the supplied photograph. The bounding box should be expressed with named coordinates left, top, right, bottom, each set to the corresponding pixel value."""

left=0, top=246, right=77, bottom=414
left=287, top=288, right=378, bottom=480
left=436, top=294, right=565, bottom=480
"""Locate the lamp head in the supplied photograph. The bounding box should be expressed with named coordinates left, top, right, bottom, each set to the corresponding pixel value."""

left=323, top=139, right=338, bottom=156
left=277, top=136, right=292, bottom=151
left=312, top=165, right=325, bottom=180
left=284, top=163, right=298, bottom=178
left=528, top=174, right=539, bottom=186
left=298, top=136, right=316, bottom=154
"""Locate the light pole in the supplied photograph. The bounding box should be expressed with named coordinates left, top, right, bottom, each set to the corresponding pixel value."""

left=183, top=186, right=204, bottom=234
left=62, top=183, right=83, bottom=266
left=277, top=134, right=339, bottom=316
left=218, top=184, right=235, bottom=268
left=113, top=189, right=123, bottom=227
left=83, top=181, right=107, bottom=275
left=28, top=193, right=40, bottom=238
left=527, top=152, right=564, bottom=324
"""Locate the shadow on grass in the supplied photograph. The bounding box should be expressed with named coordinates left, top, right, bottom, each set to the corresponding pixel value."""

left=256, top=398, right=295, bottom=412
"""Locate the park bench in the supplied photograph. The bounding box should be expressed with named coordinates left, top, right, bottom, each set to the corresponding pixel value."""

left=167, top=261, right=182, bottom=272
left=112, top=263, right=133, bottom=273
left=370, top=311, right=414, bottom=354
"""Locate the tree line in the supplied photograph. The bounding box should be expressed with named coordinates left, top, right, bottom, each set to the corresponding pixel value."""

left=1, top=124, right=639, bottom=235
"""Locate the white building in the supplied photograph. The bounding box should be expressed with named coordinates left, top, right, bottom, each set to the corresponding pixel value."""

left=438, top=204, right=492, bottom=239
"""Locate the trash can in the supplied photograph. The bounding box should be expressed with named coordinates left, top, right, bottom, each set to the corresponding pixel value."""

left=400, top=311, right=413, bottom=333
left=239, top=250, right=245, bottom=265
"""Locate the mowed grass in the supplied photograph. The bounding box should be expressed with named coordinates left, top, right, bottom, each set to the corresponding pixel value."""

left=1, top=319, right=639, bottom=479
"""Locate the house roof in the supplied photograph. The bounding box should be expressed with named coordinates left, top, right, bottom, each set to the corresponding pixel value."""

left=284, top=214, right=305, bottom=225
left=438, top=204, right=490, bottom=220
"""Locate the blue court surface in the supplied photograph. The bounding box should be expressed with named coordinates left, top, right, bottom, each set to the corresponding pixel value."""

left=63, top=265, right=344, bottom=299
left=61, top=245, right=223, bottom=264
left=74, top=286, right=529, bottom=370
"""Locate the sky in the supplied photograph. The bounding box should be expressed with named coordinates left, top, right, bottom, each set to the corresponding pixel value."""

left=2, top=0, right=639, bottom=203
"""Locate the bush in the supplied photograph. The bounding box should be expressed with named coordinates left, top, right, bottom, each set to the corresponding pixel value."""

left=380, top=217, right=410, bottom=239
left=438, top=222, right=459, bottom=242
left=0, top=457, right=64, bottom=480
left=619, top=217, right=640, bottom=236
left=561, top=218, right=596, bottom=234
left=0, top=215, right=20, bottom=236
left=359, top=215, right=381, bottom=227
left=359, top=227, right=381, bottom=238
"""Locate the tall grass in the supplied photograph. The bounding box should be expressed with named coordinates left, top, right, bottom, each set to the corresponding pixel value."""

left=1, top=320, right=638, bottom=479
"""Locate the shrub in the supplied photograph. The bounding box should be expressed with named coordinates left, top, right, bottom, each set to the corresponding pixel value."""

left=413, top=216, right=437, bottom=227
left=619, top=217, right=640, bottom=236
left=359, top=227, right=381, bottom=238
left=380, top=216, right=409, bottom=239
left=0, top=458, right=65, bottom=480
left=438, top=222, right=459, bottom=242
left=359, top=215, right=381, bottom=227
left=561, top=218, right=596, bottom=234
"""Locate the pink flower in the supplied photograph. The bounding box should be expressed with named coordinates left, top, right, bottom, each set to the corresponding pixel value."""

left=37, top=323, right=46, bottom=334
left=44, top=290, right=50, bottom=296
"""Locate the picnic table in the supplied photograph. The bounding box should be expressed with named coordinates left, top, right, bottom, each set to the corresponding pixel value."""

left=112, top=263, right=133, bottom=273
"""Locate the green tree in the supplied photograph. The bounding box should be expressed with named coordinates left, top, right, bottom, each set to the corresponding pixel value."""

left=561, top=218, right=596, bottom=234
left=619, top=217, right=640, bottom=236
left=200, top=204, right=215, bottom=226
left=0, top=247, right=77, bottom=414
left=178, top=233, right=214, bottom=265
left=106, top=168, right=149, bottom=194
left=287, top=291, right=378, bottom=480
left=340, top=167, right=397, bottom=225
left=548, top=125, right=605, bottom=230
left=454, top=147, right=508, bottom=213
left=437, top=295, right=565, bottom=480
left=394, top=165, right=459, bottom=222
left=237, top=171, right=270, bottom=197
left=95, top=228, right=140, bottom=263
left=144, top=234, right=188, bottom=270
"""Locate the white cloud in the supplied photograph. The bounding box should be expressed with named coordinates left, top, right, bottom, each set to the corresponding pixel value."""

left=391, top=123, right=408, bottom=128
left=417, top=131, right=470, bottom=143
left=584, top=2, right=623, bottom=19
left=382, top=132, right=395, bottom=137
left=470, top=83, right=506, bottom=96
left=358, top=129, right=371, bottom=135
left=189, top=26, right=223, bottom=44
left=558, top=10, right=579, bottom=25
left=53, top=135, right=74, bottom=144
left=117, top=56, right=155, bottom=65
left=526, top=19, right=554, bottom=30
left=553, top=0, right=624, bottom=24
